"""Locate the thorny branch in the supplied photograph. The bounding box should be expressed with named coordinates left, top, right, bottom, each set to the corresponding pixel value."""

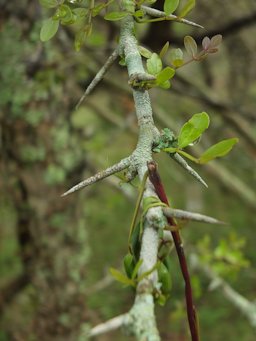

left=61, top=1, right=224, bottom=340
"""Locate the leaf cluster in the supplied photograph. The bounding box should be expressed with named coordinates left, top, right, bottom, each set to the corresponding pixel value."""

left=137, top=33, right=222, bottom=90
left=110, top=190, right=172, bottom=304
left=184, top=34, right=222, bottom=62
left=39, top=0, right=200, bottom=51
left=137, top=44, right=176, bottom=89
left=154, top=112, right=238, bottom=164
left=197, top=234, right=250, bottom=279
left=163, top=0, right=195, bottom=18
left=39, top=0, right=113, bottom=50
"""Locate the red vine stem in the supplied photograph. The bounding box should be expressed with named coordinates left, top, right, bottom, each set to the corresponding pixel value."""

left=147, top=161, right=199, bottom=341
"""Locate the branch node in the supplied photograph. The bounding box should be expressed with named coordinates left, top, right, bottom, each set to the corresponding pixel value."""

left=128, top=72, right=156, bottom=89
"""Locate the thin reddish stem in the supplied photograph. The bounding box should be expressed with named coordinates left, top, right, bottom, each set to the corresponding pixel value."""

left=147, top=161, right=199, bottom=341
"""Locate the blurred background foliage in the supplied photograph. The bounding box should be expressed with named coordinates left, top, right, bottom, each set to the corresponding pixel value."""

left=0, top=0, right=256, bottom=340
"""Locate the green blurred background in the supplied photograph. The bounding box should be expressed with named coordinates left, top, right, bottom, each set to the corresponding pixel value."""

left=0, top=0, right=256, bottom=340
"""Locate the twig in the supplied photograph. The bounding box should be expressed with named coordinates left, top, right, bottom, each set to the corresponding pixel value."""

left=141, top=5, right=204, bottom=29
left=61, top=156, right=131, bottom=196
left=170, top=153, right=208, bottom=188
left=75, top=47, right=119, bottom=110
left=163, top=207, right=226, bottom=225
left=89, top=314, right=127, bottom=337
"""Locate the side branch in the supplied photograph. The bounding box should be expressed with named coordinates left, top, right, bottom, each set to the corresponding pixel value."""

left=190, top=253, right=256, bottom=328
left=141, top=5, right=204, bottom=29
left=61, top=156, right=131, bottom=196
left=76, top=47, right=119, bottom=109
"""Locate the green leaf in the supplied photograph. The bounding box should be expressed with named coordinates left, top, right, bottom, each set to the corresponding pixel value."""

left=159, top=41, right=169, bottom=59
left=73, top=8, right=88, bottom=18
left=119, top=57, right=126, bottom=66
left=184, top=35, right=197, bottom=57
left=163, top=147, right=177, bottom=153
left=198, top=138, right=239, bottom=164
left=164, top=0, right=179, bottom=15
left=178, top=112, right=209, bottom=148
left=55, top=4, right=75, bottom=25
left=179, top=0, right=195, bottom=18
left=74, top=25, right=92, bottom=51
left=142, top=197, right=166, bottom=216
left=72, top=8, right=88, bottom=25
left=158, top=262, right=172, bottom=295
left=129, top=222, right=141, bottom=261
left=174, top=149, right=199, bottom=163
left=92, top=3, right=106, bottom=16
left=146, top=53, right=162, bottom=75
left=169, top=48, right=184, bottom=67
left=157, top=294, right=167, bottom=306
left=40, top=17, right=59, bottom=42
left=54, top=4, right=70, bottom=19
left=123, top=253, right=135, bottom=278
left=92, top=0, right=114, bottom=17
left=159, top=80, right=171, bottom=89
left=157, top=66, right=175, bottom=84
left=131, top=259, right=143, bottom=280
left=109, top=268, right=135, bottom=286
left=137, top=262, right=160, bottom=282
left=133, top=9, right=145, bottom=18
left=104, top=11, right=128, bottom=21
left=138, top=45, right=152, bottom=59
left=39, top=0, right=58, bottom=8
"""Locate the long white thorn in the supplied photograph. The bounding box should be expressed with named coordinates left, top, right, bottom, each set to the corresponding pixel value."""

left=141, top=5, right=204, bottom=29
left=163, top=207, right=226, bottom=225
left=61, top=157, right=131, bottom=197
left=76, top=47, right=119, bottom=110
left=170, top=153, right=208, bottom=188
